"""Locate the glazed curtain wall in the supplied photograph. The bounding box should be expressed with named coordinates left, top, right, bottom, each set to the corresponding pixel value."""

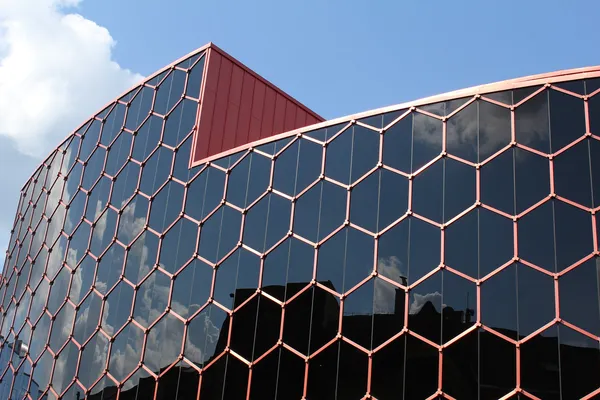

left=0, top=76, right=600, bottom=399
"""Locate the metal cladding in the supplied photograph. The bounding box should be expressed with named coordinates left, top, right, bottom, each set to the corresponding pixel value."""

left=0, top=43, right=600, bottom=399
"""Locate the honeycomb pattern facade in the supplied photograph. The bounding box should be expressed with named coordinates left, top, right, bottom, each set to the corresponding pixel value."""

left=1, top=53, right=600, bottom=400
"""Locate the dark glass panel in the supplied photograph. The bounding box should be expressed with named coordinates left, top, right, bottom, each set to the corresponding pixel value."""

left=139, top=146, right=172, bottom=196
left=154, top=69, right=186, bottom=115
left=163, top=99, right=197, bottom=148
left=444, top=158, right=476, bottom=222
left=125, top=230, right=159, bottom=284
left=197, top=205, right=242, bottom=264
left=293, top=180, right=346, bottom=243
left=412, top=159, right=443, bottom=223
left=257, top=136, right=294, bottom=156
left=185, top=54, right=205, bottom=98
left=273, top=138, right=322, bottom=197
left=79, top=119, right=102, bottom=161
left=69, top=255, right=95, bottom=305
left=133, top=269, right=170, bottom=329
left=148, top=181, right=185, bottom=233
left=403, top=334, right=438, bottom=398
left=48, top=303, right=75, bottom=352
left=117, top=195, right=148, bottom=246
left=342, top=277, right=374, bottom=348
left=185, top=165, right=225, bottom=222
left=555, top=80, right=585, bottom=95
left=370, top=335, right=405, bottom=399
left=155, top=360, right=201, bottom=400
left=520, top=326, right=560, bottom=399
left=442, top=330, right=478, bottom=399
left=143, top=313, right=184, bottom=373
left=105, top=131, right=133, bottom=177
left=479, top=100, right=511, bottom=161
left=412, top=112, right=442, bottom=172
left=213, top=248, right=260, bottom=311
left=589, top=139, right=600, bottom=208
left=230, top=296, right=279, bottom=362
left=447, top=101, right=478, bottom=162
left=351, top=125, right=380, bottom=183
left=172, top=135, right=200, bottom=183
left=480, top=148, right=514, bottom=214
left=110, top=162, right=140, bottom=209
left=108, top=323, right=144, bottom=382
left=73, top=292, right=102, bottom=344
left=553, top=200, right=593, bottom=271
left=304, top=123, right=346, bottom=142
left=515, top=89, right=550, bottom=153
left=66, top=221, right=90, bottom=269
left=96, top=244, right=124, bottom=295
left=184, top=303, right=229, bottom=367
left=514, top=86, right=542, bottom=104
left=518, top=200, right=555, bottom=272
left=378, top=216, right=440, bottom=286
left=316, top=227, right=374, bottom=294
left=480, top=330, right=516, bottom=398
left=553, top=139, right=593, bottom=207
left=81, top=147, right=106, bottom=191
left=159, top=218, right=197, bottom=274
left=408, top=271, right=442, bottom=343
left=243, top=193, right=291, bottom=253
left=519, top=265, right=555, bottom=337
left=324, top=125, right=352, bottom=184
left=86, top=176, right=111, bottom=222
left=89, top=208, right=118, bottom=257
left=442, top=271, right=477, bottom=343
left=262, top=237, right=313, bottom=302
left=125, top=86, right=153, bottom=131
left=102, top=280, right=134, bottom=336
left=132, top=115, right=163, bottom=162
left=350, top=168, right=408, bottom=233
left=31, top=351, right=53, bottom=397
left=63, top=162, right=83, bottom=204
left=226, top=152, right=271, bottom=208
left=249, top=347, right=304, bottom=400
left=559, top=259, right=600, bottom=336
left=29, top=280, right=50, bottom=324
left=515, top=148, right=550, bottom=214
left=171, top=258, right=213, bottom=319
left=559, top=326, right=600, bottom=399
left=480, top=263, right=518, bottom=339
left=211, top=151, right=244, bottom=169
left=119, top=367, right=156, bottom=399
left=549, top=89, right=586, bottom=151
left=101, top=103, right=126, bottom=146
left=590, top=93, right=600, bottom=136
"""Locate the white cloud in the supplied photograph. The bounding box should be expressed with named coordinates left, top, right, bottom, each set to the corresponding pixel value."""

left=409, top=291, right=443, bottom=315
left=0, top=0, right=143, bottom=156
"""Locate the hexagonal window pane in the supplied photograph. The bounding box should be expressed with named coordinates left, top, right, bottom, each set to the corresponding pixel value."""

left=242, top=193, right=291, bottom=253
left=132, top=115, right=163, bottom=163
left=117, top=195, right=148, bottom=246
left=101, top=103, right=126, bottom=146
left=110, top=162, right=140, bottom=209
left=515, top=148, right=550, bottom=214
left=171, top=258, right=213, bottom=319
left=154, top=69, right=186, bottom=115
left=163, top=99, right=197, bottom=148
left=139, top=146, right=172, bottom=196
left=317, top=227, right=374, bottom=294
left=125, top=86, right=153, bottom=131
left=273, top=137, right=322, bottom=197
left=378, top=216, right=440, bottom=286
left=558, top=325, right=600, bottom=399
left=383, top=113, right=412, bottom=173
left=86, top=176, right=112, bottom=222
left=79, top=119, right=101, bottom=161
left=105, top=131, right=133, bottom=177
left=549, top=89, right=586, bottom=151
left=133, top=270, right=170, bottom=329
left=73, top=292, right=102, bottom=345
left=102, top=280, right=134, bottom=336
left=69, top=255, right=95, bottom=305
left=95, top=243, right=125, bottom=295
left=293, top=180, right=345, bottom=243
left=47, top=267, right=70, bottom=315
left=226, top=152, right=271, bottom=208
left=554, top=139, right=593, bottom=207
left=148, top=181, right=185, bottom=233
left=48, top=303, right=75, bottom=352
left=89, top=208, right=118, bottom=257
left=64, top=190, right=86, bottom=236
left=184, top=165, right=225, bottom=222
left=213, top=248, right=260, bottom=311
left=79, top=333, right=109, bottom=391
left=185, top=54, right=205, bottom=98
left=65, top=222, right=90, bottom=269
left=185, top=303, right=228, bottom=367
left=31, top=351, right=53, bottom=396
left=159, top=218, right=197, bottom=274
left=515, top=90, right=550, bottom=153
left=520, top=325, right=560, bottom=398
left=350, top=168, right=408, bottom=233
left=125, top=230, right=159, bottom=284
left=108, top=323, right=144, bottom=382
left=198, top=205, right=241, bottom=264
left=81, top=147, right=106, bottom=191
left=559, top=259, right=600, bottom=336
left=143, top=313, right=184, bottom=373
left=325, top=125, right=379, bottom=185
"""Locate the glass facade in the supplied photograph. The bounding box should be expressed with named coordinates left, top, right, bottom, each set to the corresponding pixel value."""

left=1, top=48, right=600, bottom=400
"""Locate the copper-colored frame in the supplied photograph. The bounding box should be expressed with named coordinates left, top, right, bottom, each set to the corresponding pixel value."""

left=0, top=45, right=599, bottom=400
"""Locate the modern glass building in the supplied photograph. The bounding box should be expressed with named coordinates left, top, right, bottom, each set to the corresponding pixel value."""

left=0, top=43, right=599, bottom=399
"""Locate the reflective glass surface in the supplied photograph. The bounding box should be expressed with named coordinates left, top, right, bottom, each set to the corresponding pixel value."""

left=1, top=66, right=599, bottom=400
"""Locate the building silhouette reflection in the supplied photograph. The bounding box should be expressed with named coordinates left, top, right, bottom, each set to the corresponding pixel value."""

left=84, top=280, right=600, bottom=400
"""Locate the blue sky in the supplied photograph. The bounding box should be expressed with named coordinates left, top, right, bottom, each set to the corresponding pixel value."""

left=0, top=0, right=599, bottom=255
left=80, top=0, right=600, bottom=119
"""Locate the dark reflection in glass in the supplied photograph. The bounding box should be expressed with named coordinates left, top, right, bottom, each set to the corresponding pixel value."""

left=159, top=218, right=197, bottom=274
left=589, top=139, right=600, bottom=209
left=155, top=360, right=201, bottom=400
left=185, top=165, right=225, bottom=222
left=154, top=70, right=186, bottom=115
left=558, top=326, right=600, bottom=399
left=185, top=303, right=228, bottom=367
left=213, top=248, right=260, bottom=310
left=294, top=180, right=346, bottom=243
left=163, top=99, right=197, bottom=148
left=413, top=112, right=442, bottom=172
left=250, top=347, right=304, bottom=400
left=139, top=146, right=172, bottom=195
left=273, top=137, right=322, bottom=197
left=515, top=148, right=550, bottom=213
left=325, top=124, right=379, bottom=185
left=559, top=259, right=600, bottom=336
left=262, top=238, right=313, bottom=302
left=442, top=329, right=478, bottom=399
left=520, top=325, right=560, bottom=399
left=185, top=55, right=205, bottom=99
left=133, top=115, right=163, bottom=163
left=48, top=303, right=75, bottom=352
left=226, top=152, right=271, bottom=208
